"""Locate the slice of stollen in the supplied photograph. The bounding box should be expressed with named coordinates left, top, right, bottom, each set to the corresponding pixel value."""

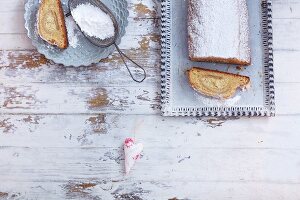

left=187, top=67, right=250, bottom=99
left=38, top=0, right=68, bottom=49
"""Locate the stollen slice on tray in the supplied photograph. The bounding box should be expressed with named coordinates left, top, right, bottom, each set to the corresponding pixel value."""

left=187, top=67, right=250, bottom=99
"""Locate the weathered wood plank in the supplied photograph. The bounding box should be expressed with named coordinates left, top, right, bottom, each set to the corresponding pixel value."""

left=2, top=16, right=300, bottom=51
left=1, top=114, right=300, bottom=199
left=0, top=50, right=160, bottom=84
left=273, top=0, right=300, bottom=19
left=0, top=1, right=160, bottom=28
left=2, top=0, right=300, bottom=51
left=1, top=146, right=300, bottom=182
left=0, top=0, right=26, bottom=12
left=0, top=146, right=300, bottom=199
left=0, top=0, right=160, bottom=50
left=0, top=15, right=159, bottom=35
left=0, top=47, right=297, bottom=88
left=0, top=0, right=159, bottom=18
left=0, top=84, right=160, bottom=114
left=0, top=82, right=299, bottom=115
left=0, top=48, right=297, bottom=85
left=1, top=0, right=299, bottom=19
left=274, top=50, right=300, bottom=83
left=0, top=114, right=299, bottom=148
left=273, top=19, right=300, bottom=51
left=0, top=20, right=160, bottom=50
left=0, top=34, right=34, bottom=50
left=0, top=180, right=299, bottom=200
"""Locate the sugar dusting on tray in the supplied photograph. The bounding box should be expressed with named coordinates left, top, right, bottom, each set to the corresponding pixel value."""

left=71, top=3, right=115, bottom=40
left=197, top=94, right=242, bottom=107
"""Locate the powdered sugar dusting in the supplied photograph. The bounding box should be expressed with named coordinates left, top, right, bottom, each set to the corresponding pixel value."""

left=188, top=0, right=250, bottom=63
left=71, top=3, right=115, bottom=40
left=197, top=94, right=242, bottom=107
left=65, top=17, right=79, bottom=48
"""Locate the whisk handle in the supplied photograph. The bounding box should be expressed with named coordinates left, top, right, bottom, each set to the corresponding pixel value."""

left=114, top=43, right=147, bottom=83
left=65, top=12, right=71, bottom=17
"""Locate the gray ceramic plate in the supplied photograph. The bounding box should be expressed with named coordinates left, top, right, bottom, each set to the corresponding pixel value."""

left=24, top=0, right=129, bottom=67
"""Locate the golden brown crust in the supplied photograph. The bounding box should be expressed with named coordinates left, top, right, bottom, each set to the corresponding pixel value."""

left=55, top=0, right=68, bottom=49
left=187, top=67, right=251, bottom=99
left=38, top=0, right=68, bottom=49
left=189, top=56, right=251, bottom=66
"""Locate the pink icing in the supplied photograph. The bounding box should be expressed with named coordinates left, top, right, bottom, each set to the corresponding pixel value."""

left=124, top=138, right=134, bottom=148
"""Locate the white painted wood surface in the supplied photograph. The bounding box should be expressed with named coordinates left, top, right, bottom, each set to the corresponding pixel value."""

left=0, top=0, right=299, bottom=199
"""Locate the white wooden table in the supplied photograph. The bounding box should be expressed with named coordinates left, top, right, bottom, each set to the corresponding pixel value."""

left=0, top=0, right=299, bottom=199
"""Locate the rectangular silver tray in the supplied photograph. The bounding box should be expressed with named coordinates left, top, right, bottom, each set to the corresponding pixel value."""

left=161, top=0, right=275, bottom=117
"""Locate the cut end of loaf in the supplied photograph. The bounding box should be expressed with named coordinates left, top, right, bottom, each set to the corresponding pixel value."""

left=187, top=67, right=251, bottom=99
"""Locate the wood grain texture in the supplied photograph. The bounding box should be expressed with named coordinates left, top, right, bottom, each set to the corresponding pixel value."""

left=0, top=0, right=299, bottom=199
left=1, top=114, right=300, bottom=199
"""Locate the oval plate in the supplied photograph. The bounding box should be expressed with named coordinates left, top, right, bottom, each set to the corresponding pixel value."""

left=24, top=0, right=129, bottom=67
